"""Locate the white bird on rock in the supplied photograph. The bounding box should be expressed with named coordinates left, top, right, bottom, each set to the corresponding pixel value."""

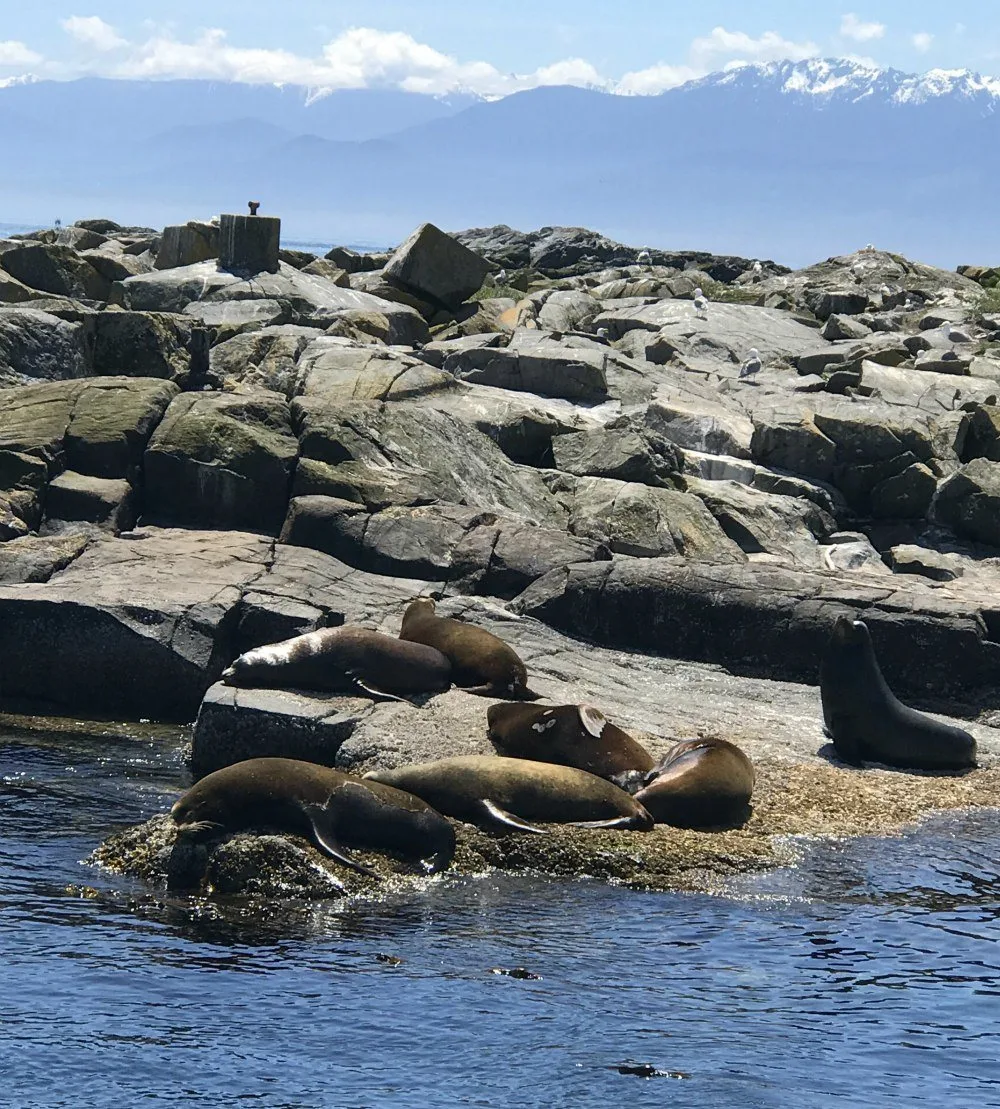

left=751, top=261, right=763, bottom=278
left=739, top=348, right=762, bottom=382
left=637, top=249, right=652, bottom=264
left=596, top=327, right=610, bottom=341
left=496, top=268, right=507, bottom=285
left=692, top=287, right=708, bottom=318
left=941, top=321, right=972, bottom=345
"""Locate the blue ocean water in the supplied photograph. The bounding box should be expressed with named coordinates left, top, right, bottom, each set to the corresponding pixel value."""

left=1, top=721, right=999, bottom=1109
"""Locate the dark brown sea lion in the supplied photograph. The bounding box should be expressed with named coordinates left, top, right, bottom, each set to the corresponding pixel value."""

left=820, top=616, right=976, bottom=771
left=487, top=701, right=656, bottom=790
left=170, top=757, right=456, bottom=888
left=221, top=626, right=452, bottom=701
left=365, top=755, right=653, bottom=834
left=634, top=738, right=755, bottom=829
left=399, top=598, right=539, bottom=699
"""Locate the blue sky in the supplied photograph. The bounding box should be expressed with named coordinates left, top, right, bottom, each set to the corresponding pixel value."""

left=2, top=2, right=998, bottom=94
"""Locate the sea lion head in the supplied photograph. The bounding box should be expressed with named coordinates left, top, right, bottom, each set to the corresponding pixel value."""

left=831, top=615, right=868, bottom=647
left=170, top=789, right=226, bottom=838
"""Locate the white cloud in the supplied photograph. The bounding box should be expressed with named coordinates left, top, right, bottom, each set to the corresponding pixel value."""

left=912, top=32, right=933, bottom=53
left=617, top=26, right=818, bottom=95
left=0, top=40, right=42, bottom=68
left=62, top=16, right=127, bottom=52
left=840, top=14, right=886, bottom=43
left=111, top=26, right=607, bottom=96
left=690, top=26, right=820, bottom=67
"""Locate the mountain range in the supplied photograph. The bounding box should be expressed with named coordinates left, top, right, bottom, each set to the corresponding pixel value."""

left=1, top=58, right=998, bottom=266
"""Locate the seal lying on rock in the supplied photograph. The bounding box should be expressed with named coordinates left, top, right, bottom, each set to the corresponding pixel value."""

left=170, top=757, right=456, bottom=886
left=634, top=738, right=755, bottom=828
left=221, top=626, right=452, bottom=701
left=365, top=755, right=653, bottom=834
left=487, top=702, right=655, bottom=791
left=820, top=616, right=977, bottom=771
left=399, top=598, right=539, bottom=699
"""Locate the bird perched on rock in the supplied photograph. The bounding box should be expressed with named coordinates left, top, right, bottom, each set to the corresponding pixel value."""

left=692, top=287, right=708, bottom=318
left=637, top=249, right=652, bottom=263
left=940, top=321, right=972, bottom=345
left=596, top=327, right=610, bottom=341
left=496, top=268, right=508, bottom=285
left=739, top=348, right=762, bottom=382
left=751, top=261, right=763, bottom=278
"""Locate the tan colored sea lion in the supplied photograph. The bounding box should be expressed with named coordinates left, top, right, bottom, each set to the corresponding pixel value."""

left=365, top=755, right=653, bottom=834
left=634, top=738, right=755, bottom=829
left=221, top=625, right=452, bottom=701
left=486, top=701, right=656, bottom=790
left=821, top=616, right=976, bottom=771
left=170, top=757, right=456, bottom=888
left=399, top=599, right=539, bottom=699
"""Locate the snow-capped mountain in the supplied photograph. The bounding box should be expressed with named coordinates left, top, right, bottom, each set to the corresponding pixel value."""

left=0, top=60, right=998, bottom=265
left=694, top=57, right=1000, bottom=108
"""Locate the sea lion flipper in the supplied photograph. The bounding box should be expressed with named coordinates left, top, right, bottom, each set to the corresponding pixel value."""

left=302, top=804, right=380, bottom=878
left=348, top=674, right=409, bottom=704
left=571, top=816, right=649, bottom=831
left=478, top=799, right=549, bottom=835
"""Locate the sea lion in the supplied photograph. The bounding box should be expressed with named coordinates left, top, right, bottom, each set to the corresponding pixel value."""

left=221, top=626, right=452, bottom=701
left=634, top=738, right=755, bottom=828
left=820, top=616, right=976, bottom=771
left=365, top=755, right=653, bottom=834
left=487, top=702, right=656, bottom=790
left=170, top=757, right=456, bottom=887
left=399, top=598, right=539, bottom=699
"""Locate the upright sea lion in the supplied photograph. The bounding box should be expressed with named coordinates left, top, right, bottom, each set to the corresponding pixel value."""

left=221, top=626, right=452, bottom=701
left=365, top=755, right=653, bottom=834
left=820, top=616, right=976, bottom=771
left=634, top=738, right=755, bottom=829
left=399, top=598, right=539, bottom=699
left=170, top=757, right=456, bottom=886
left=487, top=702, right=656, bottom=790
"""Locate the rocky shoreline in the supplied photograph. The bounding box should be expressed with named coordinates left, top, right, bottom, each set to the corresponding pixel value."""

left=3, top=211, right=1000, bottom=897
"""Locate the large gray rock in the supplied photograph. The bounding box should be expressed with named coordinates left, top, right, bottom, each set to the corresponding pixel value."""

left=91, top=311, right=210, bottom=385
left=0, top=243, right=110, bottom=302
left=935, top=458, right=1000, bottom=547
left=513, top=557, right=999, bottom=701
left=568, top=476, right=746, bottom=561
left=292, top=398, right=564, bottom=525
left=444, top=330, right=609, bottom=402
left=383, top=222, right=490, bottom=309
left=0, top=308, right=90, bottom=382
left=116, top=261, right=428, bottom=346
left=144, top=392, right=298, bottom=534
left=209, top=324, right=320, bottom=393
left=552, top=425, right=681, bottom=485
left=293, top=339, right=456, bottom=402
left=154, top=221, right=219, bottom=270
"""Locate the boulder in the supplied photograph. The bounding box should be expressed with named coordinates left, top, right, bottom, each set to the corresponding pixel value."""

left=292, top=398, right=564, bottom=524
left=934, top=458, right=1000, bottom=547
left=144, top=392, right=298, bottom=534
left=889, top=544, right=963, bottom=582
left=568, top=476, right=745, bottom=561
left=551, top=425, right=681, bottom=486
left=293, top=340, right=456, bottom=402
left=43, top=471, right=135, bottom=531
left=183, top=299, right=290, bottom=341
left=116, top=261, right=428, bottom=345
left=383, top=222, right=491, bottom=308
left=0, top=271, right=45, bottom=305
left=444, top=331, right=609, bottom=402
left=0, top=243, right=110, bottom=301
left=0, top=307, right=90, bottom=382
left=91, top=311, right=210, bottom=385
left=0, top=530, right=91, bottom=585
left=512, top=558, right=997, bottom=701
left=209, top=324, right=320, bottom=393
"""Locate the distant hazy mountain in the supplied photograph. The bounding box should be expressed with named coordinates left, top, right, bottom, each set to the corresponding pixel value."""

left=1, top=61, right=998, bottom=266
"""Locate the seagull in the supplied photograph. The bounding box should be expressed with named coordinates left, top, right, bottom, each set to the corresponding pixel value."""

left=751, top=261, right=763, bottom=278
left=879, top=283, right=893, bottom=299
left=864, top=243, right=876, bottom=253
left=496, top=268, right=507, bottom=285
left=596, top=326, right=610, bottom=340
left=739, top=348, right=763, bottom=382
left=637, top=249, right=652, bottom=263
left=692, top=287, right=708, bottom=318
left=941, top=321, right=972, bottom=345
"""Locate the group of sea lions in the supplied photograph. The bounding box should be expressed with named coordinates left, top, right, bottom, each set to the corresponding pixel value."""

left=167, top=602, right=977, bottom=890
